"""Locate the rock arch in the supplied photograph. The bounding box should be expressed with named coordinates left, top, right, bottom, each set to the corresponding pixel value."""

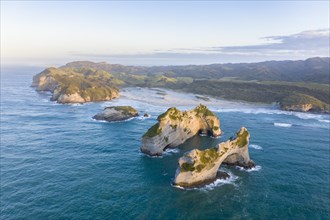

left=174, top=127, right=255, bottom=188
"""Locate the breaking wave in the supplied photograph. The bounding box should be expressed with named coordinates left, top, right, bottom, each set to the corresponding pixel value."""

left=236, top=165, right=262, bottom=172
left=201, top=172, right=239, bottom=191
left=90, top=117, right=135, bottom=123
left=250, top=144, right=263, bottom=150
left=274, top=123, right=292, bottom=127
left=163, top=148, right=180, bottom=155
left=212, top=107, right=329, bottom=122
left=136, top=115, right=151, bottom=120
left=172, top=170, right=238, bottom=191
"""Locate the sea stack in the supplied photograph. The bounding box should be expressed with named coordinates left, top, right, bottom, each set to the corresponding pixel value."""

left=173, top=127, right=255, bottom=188
left=141, top=104, right=221, bottom=156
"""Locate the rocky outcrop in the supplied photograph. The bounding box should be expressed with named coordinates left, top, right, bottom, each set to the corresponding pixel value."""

left=279, top=93, right=330, bottom=113
left=32, top=67, right=119, bottom=104
left=32, top=68, right=60, bottom=92
left=281, top=103, right=313, bottom=112
left=141, top=104, right=221, bottom=156
left=173, top=127, right=255, bottom=188
left=93, top=106, right=138, bottom=122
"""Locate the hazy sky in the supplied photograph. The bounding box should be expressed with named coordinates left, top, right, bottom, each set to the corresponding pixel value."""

left=1, top=1, right=329, bottom=66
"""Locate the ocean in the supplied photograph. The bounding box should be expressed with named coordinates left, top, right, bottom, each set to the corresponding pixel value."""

left=1, top=67, right=329, bottom=219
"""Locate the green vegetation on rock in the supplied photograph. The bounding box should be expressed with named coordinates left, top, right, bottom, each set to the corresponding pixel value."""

left=33, top=67, right=119, bottom=102
left=280, top=93, right=329, bottom=112
left=156, top=107, right=184, bottom=121
left=236, top=129, right=249, bottom=148
left=180, top=147, right=219, bottom=173
left=199, top=147, right=218, bottom=164
left=110, top=106, right=138, bottom=115
left=194, top=104, right=216, bottom=117
left=143, top=123, right=162, bottom=138
left=181, top=162, right=195, bottom=172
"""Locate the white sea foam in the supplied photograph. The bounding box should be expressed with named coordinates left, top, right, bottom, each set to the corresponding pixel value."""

left=68, top=102, right=93, bottom=107
left=249, top=144, right=263, bottom=150
left=139, top=151, right=162, bottom=159
left=136, top=115, right=151, bottom=120
left=172, top=184, right=185, bottom=190
left=91, top=118, right=108, bottom=123
left=139, top=148, right=180, bottom=159
left=90, top=117, right=135, bottom=123
left=213, top=107, right=329, bottom=122
left=163, top=148, right=180, bottom=156
left=172, top=170, right=238, bottom=191
left=120, top=117, right=136, bottom=122
left=274, top=123, right=292, bottom=127
left=201, top=172, right=238, bottom=191
left=236, top=165, right=262, bottom=172
left=70, top=104, right=84, bottom=107
left=103, top=88, right=330, bottom=127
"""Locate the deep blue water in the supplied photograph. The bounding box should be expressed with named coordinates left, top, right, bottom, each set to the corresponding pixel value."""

left=1, top=67, right=330, bottom=219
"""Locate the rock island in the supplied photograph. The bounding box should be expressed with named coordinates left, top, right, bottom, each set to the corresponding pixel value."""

left=141, top=104, right=221, bottom=156
left=93, top=106, right=138, bottom=122
left=173, top=127, right=255, bottom=188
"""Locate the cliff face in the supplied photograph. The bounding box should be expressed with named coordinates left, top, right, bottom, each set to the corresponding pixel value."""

left=141, top=104, right=221, bottom=156
left=173, top=127, right=255, bottom=188
left=32, top=67, right=119, bottom=103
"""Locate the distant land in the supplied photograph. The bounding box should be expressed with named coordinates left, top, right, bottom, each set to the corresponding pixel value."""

left=32, top=57, right=330, bottom=113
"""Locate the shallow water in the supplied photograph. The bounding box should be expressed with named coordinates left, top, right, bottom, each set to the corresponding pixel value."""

left=1, top=67, right=329, bottom=219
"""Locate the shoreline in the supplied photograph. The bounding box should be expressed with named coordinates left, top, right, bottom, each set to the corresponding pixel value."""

left=120, top=86, right=276, bottom=108
left=34, top=85, right=330, bottom=116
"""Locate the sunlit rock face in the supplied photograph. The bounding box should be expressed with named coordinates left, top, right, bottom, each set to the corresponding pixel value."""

left=173, top=127, right=255, bottom=188
left=32, top=67, right=119, bottom=104
left=141, top=104, right=221, bottom=156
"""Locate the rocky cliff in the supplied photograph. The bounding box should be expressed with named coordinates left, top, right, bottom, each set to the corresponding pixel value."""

left=32, top=67, right=119, bottom=103
left=173, top=127, right=255, bottom=188
left=93, top=106, right=138, bottom=122
left=141, top=104, right=221, bottom=156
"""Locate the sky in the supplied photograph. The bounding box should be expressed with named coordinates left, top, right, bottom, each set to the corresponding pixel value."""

left=1, top=1, right=329, bottom=66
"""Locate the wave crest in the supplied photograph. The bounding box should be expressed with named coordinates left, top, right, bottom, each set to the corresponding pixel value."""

left=236, top=165, right=262, bottom=172
left=172, top=170, right=238, bottom=191
left=274, top=123, right=292, bottom=127
left=250, top=144, right=263, bottom=150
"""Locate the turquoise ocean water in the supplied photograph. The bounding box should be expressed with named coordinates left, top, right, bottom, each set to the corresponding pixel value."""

left=1, top=67, right=329, bottom=219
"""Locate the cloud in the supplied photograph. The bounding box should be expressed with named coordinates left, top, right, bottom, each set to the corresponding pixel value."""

left=211, top=28, right=330, bottom=55
left=69, top=29, right=329, bottom=65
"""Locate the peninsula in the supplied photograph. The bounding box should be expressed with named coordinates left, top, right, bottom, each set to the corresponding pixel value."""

left=32, top=67, right=119, bottom=103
